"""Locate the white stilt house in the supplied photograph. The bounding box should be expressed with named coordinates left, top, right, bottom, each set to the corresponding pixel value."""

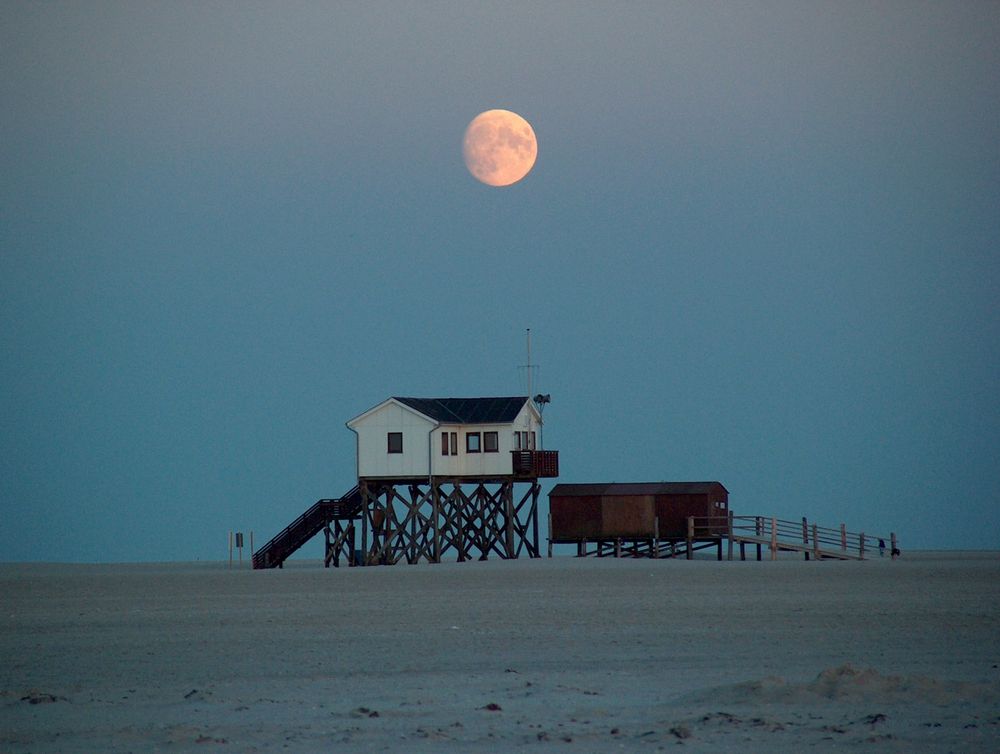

left=346, top=396, right=556, bottom=480
left=343, top=396, right=558, bottom=565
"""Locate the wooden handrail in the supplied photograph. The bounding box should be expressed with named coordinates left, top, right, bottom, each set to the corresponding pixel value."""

left=715, top=514, right=894, bottom=561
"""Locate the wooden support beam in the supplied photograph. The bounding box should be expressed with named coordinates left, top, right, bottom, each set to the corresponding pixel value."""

left=727, top=511, right=734, bottom=561
left=351, top=478, right=548, bottom=567
left=547, top=511, right=553, bottom=558
left=432, top=481, right=441, bottom=563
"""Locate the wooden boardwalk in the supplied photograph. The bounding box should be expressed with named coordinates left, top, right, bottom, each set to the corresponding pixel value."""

left=721, top=515, right=897, bottom=561
left=551, top=515, right=897, bottom=562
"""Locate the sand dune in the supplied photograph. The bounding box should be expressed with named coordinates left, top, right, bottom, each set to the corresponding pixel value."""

left=2, top=552, right=997, bottom=751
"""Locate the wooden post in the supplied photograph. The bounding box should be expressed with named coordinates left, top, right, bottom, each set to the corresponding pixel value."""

left=228, top=531, right=233, bottom=569
left=455, top=484, right=466, bottom=562
left=382, top=496, right=392, bottom=566
left=547, top=511, right=553, bottom=558
left=503, top=483, right=516, bottom=558
left=361, top=483, right=369, bottom=566
left=890, top=532, right=898, bottom=560
left=654, top=517, right=660, bottom=559
left=802, top=516, right=810, bottom=561
left=755, top=516, right=762, bottom=561
left=727, top=511, right=734, bottom=561
left=411, top=485, right=420, bottom=564
left=840, top=523, right=847, bottom=552
left=324, top=525, right=331, bottom=568
left=686, top=516, right=694, bottom=560
left=770, top=517, right=777, bottom=561
left=614, top=538, right=621, bottom=558
left=812, top=524, right=820, bottom=560
left=740, top=541, right=746, bottom=561
left=432, top=482, right=441, bottom=563
left=859, top=532, right=865, bottom=560
left=531, top=483, right=540, bottom=558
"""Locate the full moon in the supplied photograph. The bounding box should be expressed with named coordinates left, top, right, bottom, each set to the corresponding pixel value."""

left=462, top=109, right=537, bottom=187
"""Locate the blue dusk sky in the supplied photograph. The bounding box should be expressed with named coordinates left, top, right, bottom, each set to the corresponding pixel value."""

left=2, top=2, right=998, bottom=562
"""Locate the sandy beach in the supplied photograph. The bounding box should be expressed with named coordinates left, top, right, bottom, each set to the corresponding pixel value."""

left=2, top=552, right=998, bottom=752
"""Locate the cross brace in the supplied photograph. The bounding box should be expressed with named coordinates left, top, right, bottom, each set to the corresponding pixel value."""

left=355, top=479, right=541, bottom=566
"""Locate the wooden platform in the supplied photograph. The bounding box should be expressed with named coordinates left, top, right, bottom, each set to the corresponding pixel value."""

left=549, top=514, right=897, bottom=562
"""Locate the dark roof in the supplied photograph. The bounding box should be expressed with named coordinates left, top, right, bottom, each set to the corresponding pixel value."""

left=549, top=482, right=728, bottom=496
left=393, top=396, right=529, bottom=425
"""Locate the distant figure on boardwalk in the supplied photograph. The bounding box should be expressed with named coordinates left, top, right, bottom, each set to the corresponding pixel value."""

left=878, top=539, right=886, bottom=558
left=891, top=546, right=900, bottom=560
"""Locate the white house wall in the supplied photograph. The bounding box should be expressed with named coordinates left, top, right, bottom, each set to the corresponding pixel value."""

left=350, top=399, right=543, bottom=480
left=431, top=422, right=507, bottom=477
left=351, top=401, right=436, bottom=479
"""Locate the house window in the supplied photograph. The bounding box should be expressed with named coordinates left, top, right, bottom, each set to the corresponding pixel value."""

left=484, top=431, right=499, bottom=453
left=466, top=432, right=481, bottom=453
left=514, top=431, right=536, bottom=451
left=450, top=432, right=458, bottom=455
left=441, top=432, right=449, bottom=456
left=387, top=432, right=403, bottom=454
left=442, top=431, right=458, bottom=456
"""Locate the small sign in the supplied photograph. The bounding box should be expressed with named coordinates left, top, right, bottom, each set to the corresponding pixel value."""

left=235, top=532, right=244, bottom=548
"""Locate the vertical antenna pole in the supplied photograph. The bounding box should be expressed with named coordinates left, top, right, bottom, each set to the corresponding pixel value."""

left=526, top=328, right=532, bottom=397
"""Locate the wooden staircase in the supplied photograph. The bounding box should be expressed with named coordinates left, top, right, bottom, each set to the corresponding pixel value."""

left=252, top=486, right=361, bottom=569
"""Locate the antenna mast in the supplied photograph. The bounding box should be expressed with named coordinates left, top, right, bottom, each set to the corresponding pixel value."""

left=518, top=328, right=538, bottom=397
left=526, top=328, right=532, bottom=398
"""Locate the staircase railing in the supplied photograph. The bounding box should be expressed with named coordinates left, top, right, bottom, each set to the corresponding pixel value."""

left=252, top=485, right=361, bottom=569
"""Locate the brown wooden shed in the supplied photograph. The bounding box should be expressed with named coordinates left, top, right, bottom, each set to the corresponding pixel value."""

left=549, top=482, right=729, bottom=542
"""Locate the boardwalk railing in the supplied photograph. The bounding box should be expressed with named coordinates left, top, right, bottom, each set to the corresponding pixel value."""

left=549, top=513, right=896, bottom=562
left=687, top=514, right=897, bottom=561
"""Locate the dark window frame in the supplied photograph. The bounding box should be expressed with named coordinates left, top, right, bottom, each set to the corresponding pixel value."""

left=387, top=432, right=403, bottom=454
left=466, top=432, right=481, bottom=453
left=483, top=431, right=499, bottom=453
left=450, top=432, right=458, bottom=456
left=441, top=432, right=449, bottom=456
left=514, top=430, right=536, bottom=451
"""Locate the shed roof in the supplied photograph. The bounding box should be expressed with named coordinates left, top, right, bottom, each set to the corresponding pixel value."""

left=393, top=396, right=530, bottom=425
left=549, top=482, right=728, bottom=496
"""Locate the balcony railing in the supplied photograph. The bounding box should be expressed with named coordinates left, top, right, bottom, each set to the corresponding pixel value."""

left=511, top=450, right=559, bottom=478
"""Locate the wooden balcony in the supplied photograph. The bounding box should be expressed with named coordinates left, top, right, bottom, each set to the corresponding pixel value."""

left=511, top=450, right=559, bottom=479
